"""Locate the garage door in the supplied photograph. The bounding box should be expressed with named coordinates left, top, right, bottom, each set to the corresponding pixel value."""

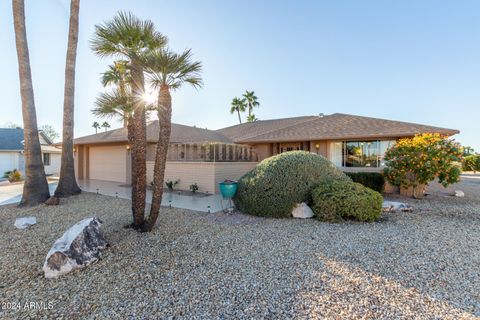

left=0, top=152, right=18, bottom=175
left=89, top=146, right=127, bottom=183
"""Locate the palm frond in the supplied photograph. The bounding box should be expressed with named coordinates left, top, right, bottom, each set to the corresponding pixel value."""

left=92, top=89, right=133, bottom=121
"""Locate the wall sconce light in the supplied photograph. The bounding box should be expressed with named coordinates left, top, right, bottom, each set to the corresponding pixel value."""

left=315, top=143, right=320, bottom=150
left=126, top=145, right=131, bottom=152
left=73, top=147, right=77, bottom=153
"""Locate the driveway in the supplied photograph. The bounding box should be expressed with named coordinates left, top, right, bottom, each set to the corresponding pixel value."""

left=0, top=179, right=226, bottom=213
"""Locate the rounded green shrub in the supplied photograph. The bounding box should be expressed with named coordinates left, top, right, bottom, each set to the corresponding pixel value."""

left=234, top=151, right=350, bottom=218
left=311, top=180, right=383, bottom=222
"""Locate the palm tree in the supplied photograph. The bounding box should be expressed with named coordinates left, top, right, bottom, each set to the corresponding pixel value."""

left=143, top=48, right=202, bottom=231
left=101, top=121, right=111, bottom=131
left=12, top=0, right=50, bottom=206
left=91, top=11, right=167, bottom=229
left=92, top=121, right=100, bottom=133
left=101, top=60, right=131, bottom=127
left=230, top=97, right=246, bottom=124
left=246, top=114, right=258, bottom=122
left=54, top=0, right=81, bottom=198
left=243, top=90, right=260, bottom=119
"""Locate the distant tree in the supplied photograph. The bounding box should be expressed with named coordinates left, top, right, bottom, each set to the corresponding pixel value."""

left=4, top=122, right=22, bottom=128
left=92, top=121, right=100, bottom=133
left=243, top=90, right=259, bottom=119
left=462, top=146, right=475, bottom=157
left=12, top=0, right=50, bottom=206
left=230, top=97, right=246, bottom=124
left=463, top=154, right=480, bottom=174
left=101, top=121, right=111, bottom=131
left=39, top=124, right=60, bottom=142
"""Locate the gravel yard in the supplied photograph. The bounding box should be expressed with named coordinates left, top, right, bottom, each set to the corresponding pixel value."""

left=0, top=177, right=479, bottom=319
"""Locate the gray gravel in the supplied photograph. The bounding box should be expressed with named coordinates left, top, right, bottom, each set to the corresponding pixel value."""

left=0, top=176, right=479, bottom=319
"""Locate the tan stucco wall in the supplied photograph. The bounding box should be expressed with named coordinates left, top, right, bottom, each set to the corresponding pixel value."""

left=252, top=143, right=271, bottom=162
left=147, top=161, right=257, bottom=194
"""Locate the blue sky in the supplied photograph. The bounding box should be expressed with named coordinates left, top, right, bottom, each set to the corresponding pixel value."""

left=1, top=1, right=479, bottom=149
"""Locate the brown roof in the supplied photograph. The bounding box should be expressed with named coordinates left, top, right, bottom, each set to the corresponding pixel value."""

left=218, top=113, right=460, bottom=143
left=74, top=113, right=459, bottom=145
left=74, top=121, right=232, bottom=145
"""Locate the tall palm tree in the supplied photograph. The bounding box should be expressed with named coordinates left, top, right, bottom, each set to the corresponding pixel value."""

left=143, top=48, right=202, bottom=231
left=55, top=0, right=81, bottom=198
left=12, top=0, right=50, bottom=206
left=230, top=97, right=246, bottom=124
left=101, top=121, right=111, bottom=131
left=243, top=90, right=260, bottom=119
left=92, top=121, right=100, bottom=133
left=91, top=11, right=167, bottom=229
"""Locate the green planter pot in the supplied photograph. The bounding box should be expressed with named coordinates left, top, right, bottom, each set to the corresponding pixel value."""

left=219, top=181, right=237, bottom=198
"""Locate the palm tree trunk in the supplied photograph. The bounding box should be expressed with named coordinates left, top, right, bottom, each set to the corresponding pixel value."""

left=237, top=110, right=242, bottom=124
left=12, top=0, right=50, bottom=206
left=130, top=62, right=147, bottom=228
left=144, top=85, right=171, bottom=231
left=54, top=0, right=81, bottom=198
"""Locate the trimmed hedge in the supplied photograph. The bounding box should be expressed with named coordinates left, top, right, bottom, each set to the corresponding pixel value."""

left=345, top=172, right=385, bottom=193
left=311, top=180, right=383, bottom=222
left=234, top=151, right=351, bottom=218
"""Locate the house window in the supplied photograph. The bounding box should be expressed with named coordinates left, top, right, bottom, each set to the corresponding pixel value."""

left=43, top=153, right=51, bottom=166
left=329, top=140, right=396, bottom=168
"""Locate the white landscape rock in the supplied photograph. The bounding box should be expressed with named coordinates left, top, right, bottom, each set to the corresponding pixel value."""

left=292, top=202, right=314, bottom=219
left=382, top=201, right=413, bottom=213
left=43, top=217, right=108, bottom=278
left=14, top=217, right=37, bottom=229
left=454, top=190, right=465, bottom=197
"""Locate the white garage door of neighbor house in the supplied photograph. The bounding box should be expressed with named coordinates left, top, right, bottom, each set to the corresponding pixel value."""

left=89, top=146, right=127, bottom=183
left=0, top=152, right=18, bottom=175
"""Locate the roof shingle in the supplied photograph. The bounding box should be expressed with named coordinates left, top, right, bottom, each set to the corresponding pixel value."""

left=0, top=128, right=24, bottom=150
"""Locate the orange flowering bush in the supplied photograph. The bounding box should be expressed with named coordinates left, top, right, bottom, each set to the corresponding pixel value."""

left=383, top=134, right=462, bottom=192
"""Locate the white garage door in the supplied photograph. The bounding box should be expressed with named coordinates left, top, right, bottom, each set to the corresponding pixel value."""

left=89, top=146, right=127, bottom=183
left=0, top=152, right=18, bottom=175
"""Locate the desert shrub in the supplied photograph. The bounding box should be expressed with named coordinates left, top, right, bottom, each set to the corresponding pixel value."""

left=189, top=183, right=199, bottom=193
left=345, top=172, right=385, bottom=193
left=463, top=154, right=480, bottom=173
left=234, top=151, right=350, bottom=218
left=5, top=169, right=22, bottom=182
left=383, top=133, right=462, bottom=198
left=311, top=180, right=383, bottom=222
left=165, top=179, right=180, bottom=190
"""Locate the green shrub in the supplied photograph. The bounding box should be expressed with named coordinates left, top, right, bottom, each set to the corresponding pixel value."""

left=189, top=183, right=199, bottom=193
left=311, top=180, right=383, bottom=222
left=463, top=154, right=480, bottom=173
left=5, top=169, right=22, bottom=182
left=345, top=172, right=385, bottom=193
left=165, top=179, right=180, bottom=190
left=234, top=151, right=351, bottom=218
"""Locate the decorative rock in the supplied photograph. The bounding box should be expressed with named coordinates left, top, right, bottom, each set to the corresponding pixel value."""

left=454, top=190, right=465, bottom=197
left=14, top=217, right=37, bottom=229
left=45, top=197, right=60, bottom=206
left=43, top=217, right=108, bottom=278
left=291, top=202, right=314, bottom=219
left=382, top=201, right=413, bottom=213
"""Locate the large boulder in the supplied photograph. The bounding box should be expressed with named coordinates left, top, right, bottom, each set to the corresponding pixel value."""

left=43, top=217, right=108, bottom=278
left=234, top=151, right=350, bottom=218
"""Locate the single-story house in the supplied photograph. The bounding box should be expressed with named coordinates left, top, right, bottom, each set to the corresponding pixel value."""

left=0, top=128, right=61, bottom=177
left=73, top=113, right=459, bottom=194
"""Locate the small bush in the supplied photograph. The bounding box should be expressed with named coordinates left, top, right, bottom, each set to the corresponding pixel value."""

left=463, top=154, right=480, bottom=173
left=189, top=183, right=199, bottom=193
left=165, top=179, right=180, bottom=190
left=345, top=172, right=385, bottom=193
left=311, top=180, right=383, bottom=222
left=234, top=151, right=351, bottom=218
left=5, top=169, right=22, bottom=182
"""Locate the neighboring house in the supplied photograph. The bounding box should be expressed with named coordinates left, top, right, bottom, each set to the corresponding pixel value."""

left=73, top=113, right=459, bottom=194
left=0, top=128, right=61, bottom=177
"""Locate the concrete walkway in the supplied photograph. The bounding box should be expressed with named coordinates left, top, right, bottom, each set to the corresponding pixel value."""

left=0, top=179, right=228, bottom=213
